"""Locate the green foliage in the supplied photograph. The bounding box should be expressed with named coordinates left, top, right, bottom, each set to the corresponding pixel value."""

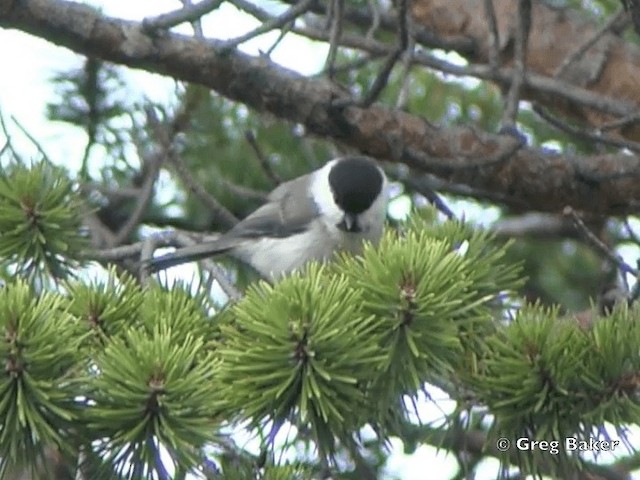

left=139, top=280, right=218, bottom=347
left=46, top=57, right=130, bottom=177
left=178, top=87, right=335, bottom=230
left=66, top=266, right=144, bottom=342
left=0, top=280, right=86, bottom=477
left=504, top=238, right=603, bottom=311
left=86, top=325, right=221, bottom=479
left=217, top=263, right=387, bottom=455
left=338, top=233, right=480, bottom=396
left=36, top=269, right=224, bottom=478
left=475, top=302, right=640, bottom=476
left=222, top=462, right=313, bottom=480
left=218, top=215, right=524, bottom=460
left=0, top=161, right=87, bottom=282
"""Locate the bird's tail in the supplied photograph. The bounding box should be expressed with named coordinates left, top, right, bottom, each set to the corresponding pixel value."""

left=145, top=239, right=235, bottom=273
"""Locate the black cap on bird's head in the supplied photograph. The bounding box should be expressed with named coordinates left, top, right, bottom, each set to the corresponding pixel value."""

left=328, top=156, right=384, bottom=232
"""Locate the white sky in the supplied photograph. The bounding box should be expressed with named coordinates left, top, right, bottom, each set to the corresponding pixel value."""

left=1, top=1, right=638, bottom=479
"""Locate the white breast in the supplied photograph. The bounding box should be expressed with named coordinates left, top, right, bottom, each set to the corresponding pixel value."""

left=232, top=224, right=341, bottom=279
left=233, top=159, right=388, bottom=279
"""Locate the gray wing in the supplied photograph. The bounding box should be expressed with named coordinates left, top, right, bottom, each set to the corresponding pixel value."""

left=145, top=175, right=319, bottom=273
left=224, top=173, right=319, bottom=239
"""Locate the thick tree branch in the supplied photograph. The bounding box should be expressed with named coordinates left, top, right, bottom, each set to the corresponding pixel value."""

left=411, top=0, right=640, bottom=140
left=3, top=0, right=640, bottom=214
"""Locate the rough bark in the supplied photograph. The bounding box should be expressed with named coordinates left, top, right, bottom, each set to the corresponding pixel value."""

left=412, top=0, right=640, bottom=140
left=1, top=0, right=640, bottom=215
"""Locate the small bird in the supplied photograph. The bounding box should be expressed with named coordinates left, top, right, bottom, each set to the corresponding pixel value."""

left=147, top=155, right=388, bottom=279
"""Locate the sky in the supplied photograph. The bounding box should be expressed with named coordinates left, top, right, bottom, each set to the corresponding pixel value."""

left=0, top=1, right=638, bottom=479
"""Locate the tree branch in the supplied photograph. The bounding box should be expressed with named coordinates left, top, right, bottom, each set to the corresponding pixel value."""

left=3, top=0, right=640, bottom=215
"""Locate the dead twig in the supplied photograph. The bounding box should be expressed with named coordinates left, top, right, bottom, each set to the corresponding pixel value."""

left=111, top=144, right=161, bottom=246
left=533, top=104, right=640, bottom=153
left=599, top=112, right=640, bottom=131
left=245, top=130, right=282, bottom=185
left=402, top=175, right=456, bottom=220
left=142, top=0, right=224, bottom=32
left=483, top=0, right=500, bottom=69
left=324, top=0, right=344, bottom=78
left=555, top=9, right=626, bottom=78
left=221, top=0, right=315, bottom=51
left=501, top=0, right=531, bottom=129
left=564, top=206, right=638, bottom=277
left=172, top=231, right=242, bottom=301
left=147, top=106, right=239, bottom=229
left=359, top=0, right=410, bottom=107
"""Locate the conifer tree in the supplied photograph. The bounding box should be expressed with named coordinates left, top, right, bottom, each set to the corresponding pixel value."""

left=2, top=0, right=640, bottom=478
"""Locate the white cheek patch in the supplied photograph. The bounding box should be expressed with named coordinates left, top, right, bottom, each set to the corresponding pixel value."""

left=310, top=160, right=344, bottom=227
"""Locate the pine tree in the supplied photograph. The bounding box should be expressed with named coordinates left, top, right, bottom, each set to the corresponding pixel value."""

left=1, top=0, right=640, bottom=479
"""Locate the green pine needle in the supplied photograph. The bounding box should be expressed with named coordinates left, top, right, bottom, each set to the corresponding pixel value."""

left=217, top=263, right=386, bottom=455
left=66, top=267, right=144, bottom=344
left=0, top=280, right=85, bottom=474
left=0, top=161, right=87, bottom=281
left=86, top=325, right=221, bottom=479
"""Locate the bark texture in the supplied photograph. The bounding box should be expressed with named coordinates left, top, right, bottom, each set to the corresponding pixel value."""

left=1, top=0, right=640, bottom=215
left=412, top=0, right=640, bottom=140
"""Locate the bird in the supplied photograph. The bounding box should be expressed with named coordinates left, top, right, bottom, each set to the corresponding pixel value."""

left=146, top=155, right=388, bottom=279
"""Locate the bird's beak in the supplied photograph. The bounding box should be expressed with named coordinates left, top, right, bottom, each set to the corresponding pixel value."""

left=338, top=213, right=361, bottom=232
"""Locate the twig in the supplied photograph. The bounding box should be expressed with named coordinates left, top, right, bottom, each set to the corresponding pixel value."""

left=173, top=231, right=242, bottom=301
left=564, top=206, right=639, bottom=277
left=533, top=104, right=640, bottom=153
left=220, top=177, right=268, bottom=202
left=110, top=111, right=163, bottom=247
left=244, top=10, right=636, bottom=118
left=229, top=0, right=632, bottom=117
left=138, top=237, right=156, bottom=284
left=0, top=111, right=26, bottom=164
left=221, top=0, right=315, bottom=51
left=501, top=0, right=531, bottom=129
left=91, top=241, right=149, bottom=262
left=359, top=0, right=409, bottom=107
left=365, top=0, right=381, bottom=40
left=111, top=149, right=161, bottom=246
left=146, top=107, right=239, bottom=229
left=10, top=115, right=53, bottom=163
left=0, top=139, right=9, bottom=158
left=492, top=213, right=577, bottom=238
left=623, top=217, right=640, bottom=245
left=168, top=151, right=239, bottom=227
left=324, top=0, right=344, bottom=78
left=142, top=0, right=224, bottom=32
left=396, top=0, right=410, bottom=52
left=245, top=130, right=282, bottom=185
left=360, top=49, right=403, bottom=107
left=555, top=9, right=626, bottom=78
left=402, top=135, right=523, bottom=171
left=83, top=206, right=118, bottom=250
left=401, top=174, right=456, bottom=220
left=264, top=22, right=291, bottom=57
left=81, top=183, right=142, bottom=200
left=270, top=0, right=476, bottom=53
left=179, top=0, right=205, bottom=37
left=599, top=112, right=640, bottom=131
left=483, top=0, right=500, bottom=69
left=91, top=230, right=219, bottom=262
left=396, top=34, right=415, bottom=110
left=414, top=174, right=531, bottom=208
left=317, top=54, right=380, bottom=77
